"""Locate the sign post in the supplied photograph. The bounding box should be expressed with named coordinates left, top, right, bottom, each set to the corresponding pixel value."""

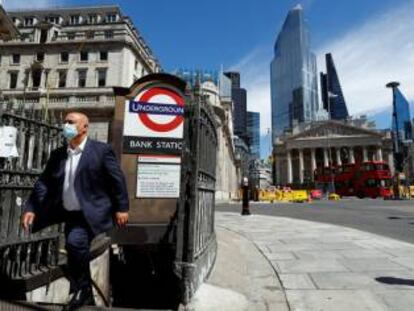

left=111, top=74, right=187, bottom=243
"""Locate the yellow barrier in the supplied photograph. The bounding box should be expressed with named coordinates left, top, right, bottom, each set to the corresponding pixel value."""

left=258, top=189, right=309, bottom=203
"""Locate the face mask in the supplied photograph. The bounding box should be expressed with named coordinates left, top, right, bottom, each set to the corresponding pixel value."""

left=63, top=123, right=78, bottom=140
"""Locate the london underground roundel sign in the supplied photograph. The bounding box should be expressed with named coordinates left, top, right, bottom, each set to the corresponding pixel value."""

left=138, top=87, right=184, bottom=133
left=123, top=86, right=185, bottom=140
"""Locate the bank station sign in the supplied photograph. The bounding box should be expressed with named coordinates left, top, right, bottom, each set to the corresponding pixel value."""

left=123, top=86, right=185, bottom=155
left=120, top=79, right=186, bottom=199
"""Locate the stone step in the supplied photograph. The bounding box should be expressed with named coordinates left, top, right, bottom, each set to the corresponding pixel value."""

left=0, top=300, right=173, bottom=311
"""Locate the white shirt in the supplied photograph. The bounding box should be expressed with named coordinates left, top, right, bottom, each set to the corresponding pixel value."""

left=63, top=137, right=88, bottom=211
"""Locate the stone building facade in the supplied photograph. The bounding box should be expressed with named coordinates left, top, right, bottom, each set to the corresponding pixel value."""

left=0, top=5, right=160, bottom=141
left=274, top=119, right=394, bottom=186
left=201, top=80, right=239, bottom=202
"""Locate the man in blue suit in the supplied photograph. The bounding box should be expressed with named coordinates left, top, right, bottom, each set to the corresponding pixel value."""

left=22, top=112, right=129, bottom=310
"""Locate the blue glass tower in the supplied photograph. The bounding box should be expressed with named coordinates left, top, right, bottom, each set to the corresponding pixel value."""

left=392, top=88, right=413, bottom=141
left=247, top=111, right=260, bottom=159
left=320, top=53, right=349, bottom=120
left=270, top=4, right=319, bottom=141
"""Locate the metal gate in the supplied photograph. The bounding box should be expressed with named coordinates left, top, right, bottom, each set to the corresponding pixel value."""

left=0, top=101, right=63, bottom=292
left=175, top=92, right=218, bottom=303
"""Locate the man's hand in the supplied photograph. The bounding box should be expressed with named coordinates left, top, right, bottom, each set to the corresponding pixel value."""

left=22, top=212, right=35, bottom=233
left=115, top=212, right=129, bottom=228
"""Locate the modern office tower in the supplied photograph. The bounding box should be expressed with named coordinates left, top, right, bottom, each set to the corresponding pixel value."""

left=392, top=87, right=413, bottom=141
left=270, top=4, right=319, bottom=141
left=247, top=111, right=260, bottom=159
left=224, top=71, right=240, bottom=89
left=0, top=6, right=160, bottom=141
left=320, top=53, right=349, bottom=120
left=224, top=71, right=248, bottom=143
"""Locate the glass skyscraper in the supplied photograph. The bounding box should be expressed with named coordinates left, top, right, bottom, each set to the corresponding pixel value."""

left=270, top=4, right=319, bottom=141
left=392, top=87, right=413, bottom=142
left=320, top=53, right=349, bottom=120
left=224, top=71, right=248, bottom=143
left=247, top=111, right=261, bottom=159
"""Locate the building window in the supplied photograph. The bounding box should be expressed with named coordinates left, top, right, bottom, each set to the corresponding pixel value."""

left=99, top=51, right=108, bottom=61
left=36, top=52, right=45, bottom=62
left=67, top=32, right=76, bottom=40
left=80, top=51, right=88, bottom=62
left=9, top=72, right=18, bottom=89
left=134, top=60, right=138, bottom=70
left=86, top=31, right=94, bottom=39
left=60, top=52, right=69, bottom=63
left=88, top=14, right=98, bottom=24
left=78, top=70, right=87, bottom=88
left=70, top=15, right=81, bottom=25
left=52, top=30, right=59, bottom=40
left=97, top=69, right=107, bottom=87
left=58, top=71, right=67, bottom=88
left=40, top=29, right=48, bottom=43
left=24, top=17, right=34, bottom=26
left=105, top=14, right=117, bottom=23
left=104, top=30, right=113, bottom=39
left=47, top=16, right=59, bottom=24
left=32, top=69, right=42, bottom=88
left=12, top=54, right=20, bottom=64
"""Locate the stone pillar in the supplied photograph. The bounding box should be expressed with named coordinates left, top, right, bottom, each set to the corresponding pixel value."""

left=363, top=146, right=368, bottom=162
left=287, top=150, right=293, bottom=184
left=388, top=152, right=395, bottom=175
left=299, top=149, right=304, bottom=184
left=311, top=148, right=317, bottom=180
left=323, top=148, right=329, bottom=167
left=349, top=147, right=355, bottom=164
left=336, top=148, right=342, bottom=166
left=377, top=147, right=383, bottom=162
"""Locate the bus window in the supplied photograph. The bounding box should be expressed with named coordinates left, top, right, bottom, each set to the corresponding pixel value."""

left=376, top=164, right=389, bottom=171
left=380, top=179, right=392, bottom=187
left=365, top=179, right=376, bottom=187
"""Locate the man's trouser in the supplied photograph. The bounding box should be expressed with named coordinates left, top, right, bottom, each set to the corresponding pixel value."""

left=64, top=211, right=95, bottom=293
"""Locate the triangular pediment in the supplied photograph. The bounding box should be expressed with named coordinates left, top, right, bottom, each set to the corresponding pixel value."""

left=288, top=120, right=383, bottom=141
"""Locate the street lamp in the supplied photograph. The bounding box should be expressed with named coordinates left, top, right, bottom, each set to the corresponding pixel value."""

left=327, top=91, right=338, bottom=194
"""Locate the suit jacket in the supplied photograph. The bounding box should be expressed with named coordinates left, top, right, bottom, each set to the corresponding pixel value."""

left=24, top=138, right=129, bottom=235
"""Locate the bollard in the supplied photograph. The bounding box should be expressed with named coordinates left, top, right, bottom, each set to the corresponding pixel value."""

left=241, top=177, right=251, bottom=216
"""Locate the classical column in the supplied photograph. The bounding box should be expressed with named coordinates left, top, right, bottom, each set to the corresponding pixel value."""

left=287, top=150, right=293, bottom=184
left=388, top=152, right=395, bottom=175
left=377, top=147, right=383, bottom=161
left=311, top=148, right=317, bottom=179
left=336, top=148, right=342, bottom=166
left=323, top=148, right=329, bottom=167
left=299, top=149, right=304, bottom=184
left=349, top=147, right=355, bottom=164
left=363, top=146, right=368, bottom=162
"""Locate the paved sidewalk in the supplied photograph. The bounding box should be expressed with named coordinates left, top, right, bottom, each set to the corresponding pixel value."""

left=191, top=211, right=414, bottom=311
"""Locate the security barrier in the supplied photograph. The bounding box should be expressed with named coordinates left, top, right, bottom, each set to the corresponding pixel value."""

left=258, top=189, right=310, bottom=203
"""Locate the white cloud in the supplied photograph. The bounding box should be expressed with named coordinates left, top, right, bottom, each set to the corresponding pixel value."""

left=316, top=1, right=414, bottom=115
left=3, top=0, right=63, bottom=9
left=232, top=0, right=414, bottom=141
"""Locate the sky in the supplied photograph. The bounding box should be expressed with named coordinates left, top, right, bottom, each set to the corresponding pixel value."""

left=5, top=0, right=414, bottom=158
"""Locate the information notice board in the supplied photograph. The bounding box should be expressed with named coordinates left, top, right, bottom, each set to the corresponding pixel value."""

left=136, top=155, right=181, bottom=198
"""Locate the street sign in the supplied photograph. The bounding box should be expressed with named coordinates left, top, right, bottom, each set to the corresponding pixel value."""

left=123, top=86, right=185, bottom=154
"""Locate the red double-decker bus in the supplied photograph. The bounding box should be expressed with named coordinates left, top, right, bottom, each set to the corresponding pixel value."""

left=315, top=161, right=393, bottom=199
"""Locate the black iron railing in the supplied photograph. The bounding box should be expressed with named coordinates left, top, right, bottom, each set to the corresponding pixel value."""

left=175, top=94, right=218, bottom=303
left=0, top=100, right=64, bottom=280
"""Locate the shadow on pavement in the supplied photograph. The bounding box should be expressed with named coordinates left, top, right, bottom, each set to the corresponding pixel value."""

left=375, top=277, right=414, bottom=286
